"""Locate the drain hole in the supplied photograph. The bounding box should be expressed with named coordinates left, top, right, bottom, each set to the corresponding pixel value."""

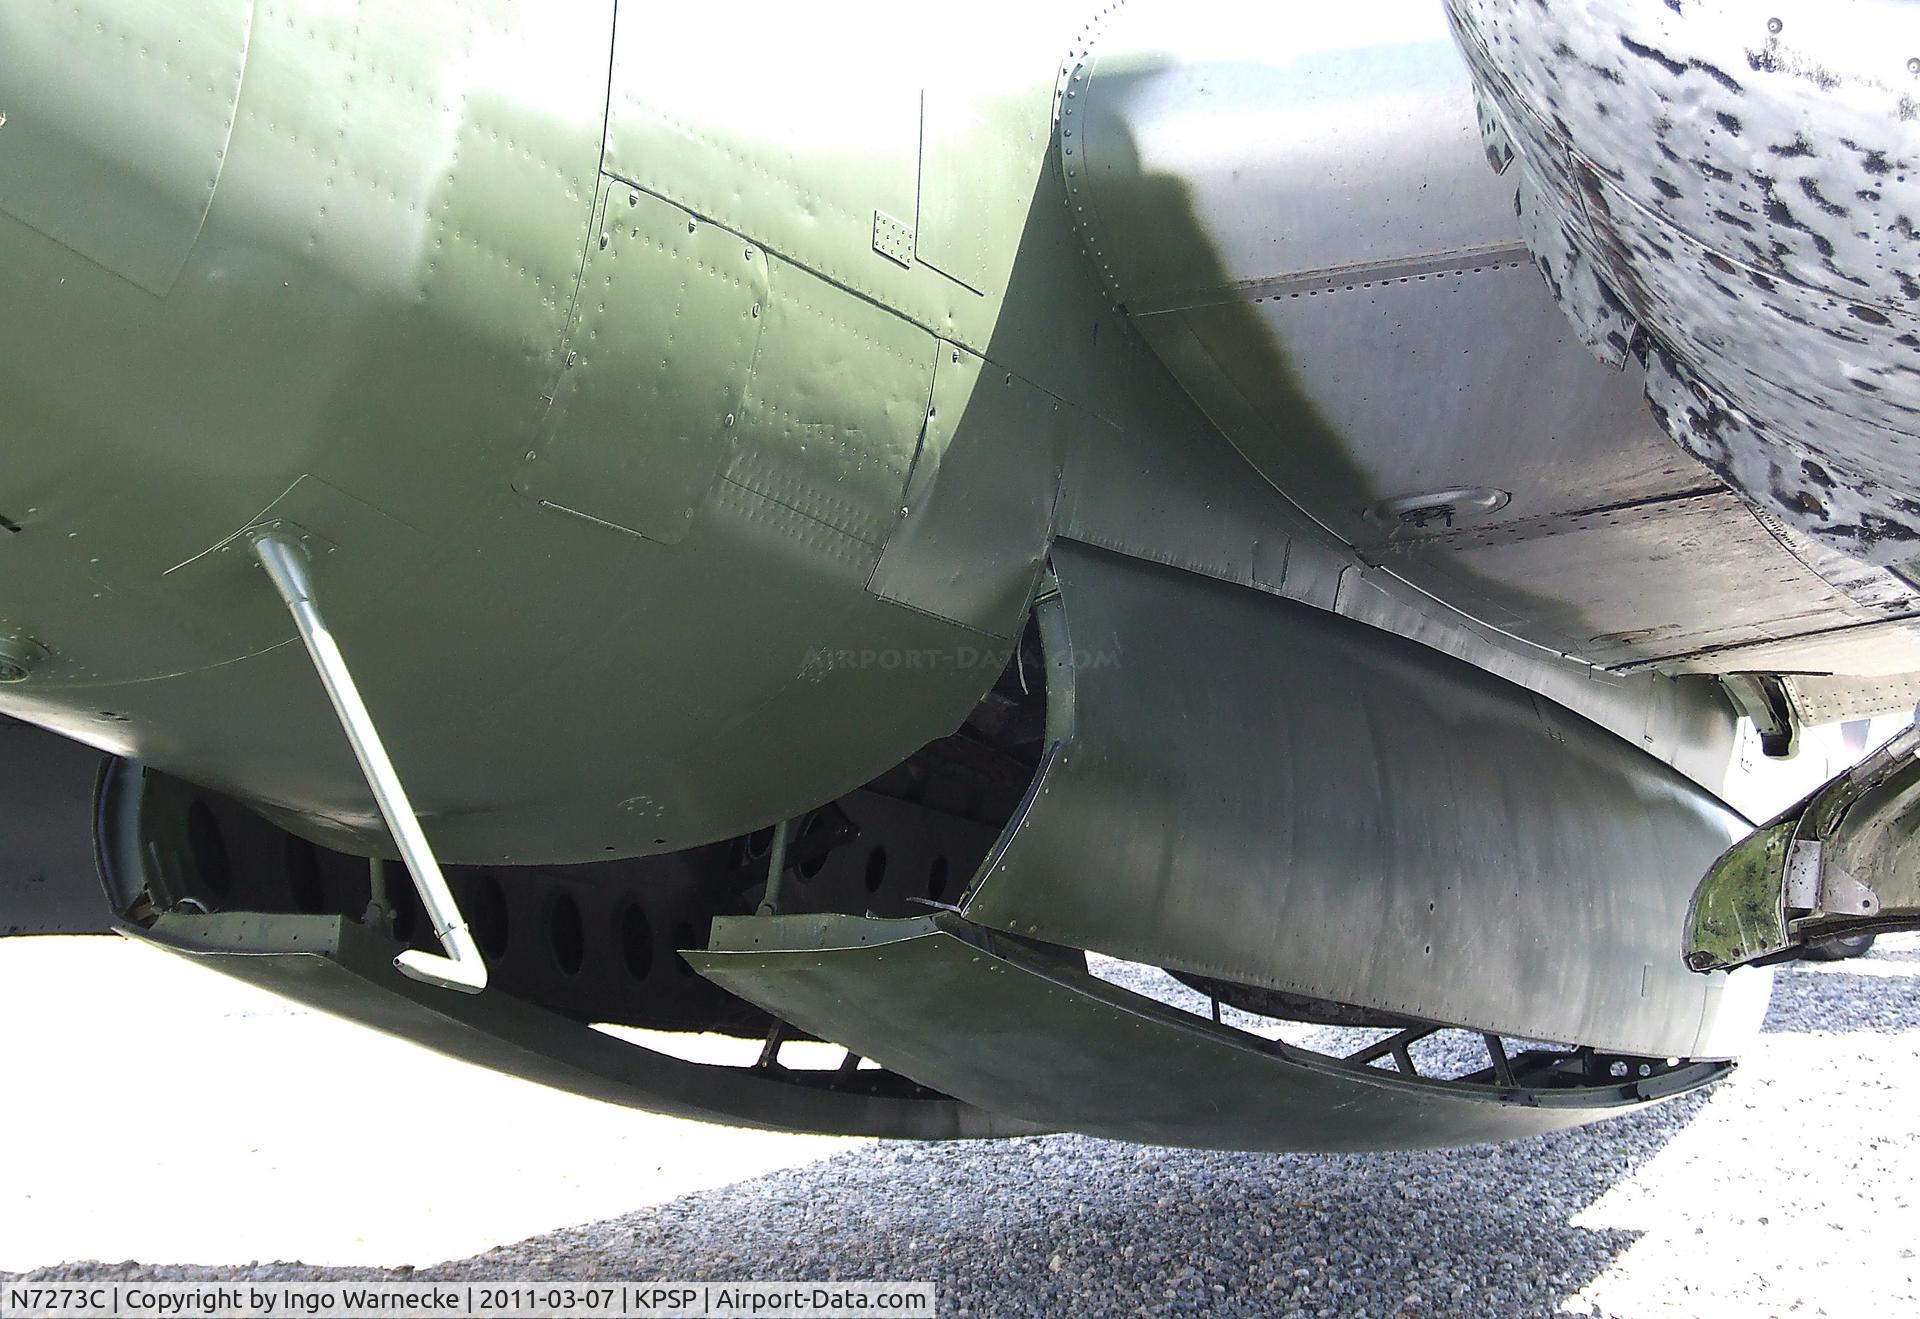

left=546, top=890, right=584, bottom=975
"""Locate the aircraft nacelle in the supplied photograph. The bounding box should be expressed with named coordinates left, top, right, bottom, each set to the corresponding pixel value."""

left=15, top=0, right=1902, bottom=1151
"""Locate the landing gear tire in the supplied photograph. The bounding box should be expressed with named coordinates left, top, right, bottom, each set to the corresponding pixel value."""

left=1805, top=932, right=1877, bottom=961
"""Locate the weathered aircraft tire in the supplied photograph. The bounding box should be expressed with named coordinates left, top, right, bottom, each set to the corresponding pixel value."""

left=1805, top=934, right=1877, bottom=962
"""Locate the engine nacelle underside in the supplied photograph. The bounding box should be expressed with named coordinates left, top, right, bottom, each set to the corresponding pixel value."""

left=82, top=544, right=1769, bottom=1149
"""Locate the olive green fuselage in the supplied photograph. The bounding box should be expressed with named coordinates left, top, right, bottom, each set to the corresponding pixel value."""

left=2, top=0, right=1815, bottom=1140
left=0, top=0, right=1734, bottom=866
left=0, top=2, right=1073, bottom=860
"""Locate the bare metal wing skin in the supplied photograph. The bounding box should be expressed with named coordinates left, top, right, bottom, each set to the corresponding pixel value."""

left=6, top=0, right=1915, bottom=1151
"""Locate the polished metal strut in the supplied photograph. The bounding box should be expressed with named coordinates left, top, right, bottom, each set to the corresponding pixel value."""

left=251, top=528, right=487, bottom=993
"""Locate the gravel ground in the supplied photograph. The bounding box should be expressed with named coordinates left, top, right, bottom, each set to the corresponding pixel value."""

left=14, top=942, right=1920, bottom=1317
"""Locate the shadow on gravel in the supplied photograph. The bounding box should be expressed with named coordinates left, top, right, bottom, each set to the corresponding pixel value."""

left=430, top=1097, right=1711, bottom=1318
left=23, top=958, right=1912, bottom=1316
left=440, top=954, right=1916, bottom=1314
left=7, top=1099, right=1710, bottom=1319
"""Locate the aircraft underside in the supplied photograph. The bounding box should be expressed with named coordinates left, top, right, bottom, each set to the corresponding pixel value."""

left=1, top=0, right=1915, bottom=1152
left=20, top=536, right=1768, bottom=1150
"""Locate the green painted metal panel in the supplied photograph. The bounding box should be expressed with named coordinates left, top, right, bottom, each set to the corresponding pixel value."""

left=517, top=185, right=770, bottom=544
left=961, top=542, right=1755, bottom=1058
left=916, top=91, right=1045, bottom=296
left=0, top=0, right=253, bottom=294
left=602, top=12, right=927, bottom=318
left=127, top=909, right=1036, bottom=1140
left=727, top=248, right=939, bottom=561
left=0, top=0, right=1005, bottom=863
left=868, top=347, right=1070, bottom=638
left=0, top=0, right=1762, bottom=874
left=0, top=719, right=110, bottom=935
left=692, top=913, right=1728, bottom=1152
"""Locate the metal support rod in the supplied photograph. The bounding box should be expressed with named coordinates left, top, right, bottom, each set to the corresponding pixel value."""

left=1482, top=1033, right=1516, bottom=1088
left=365, top=857, right=391, bottom=925
left=252, top=529, right=486, bottom=993
left=756, top=818, right=793, bottom=917
left=1344, top=1025, right=1438, bottom=1068
left=756, top=1019, right=789, bottom=1069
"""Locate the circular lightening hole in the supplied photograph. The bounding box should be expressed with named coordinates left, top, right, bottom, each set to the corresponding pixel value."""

left=467, top=870, right=510, bottom=960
